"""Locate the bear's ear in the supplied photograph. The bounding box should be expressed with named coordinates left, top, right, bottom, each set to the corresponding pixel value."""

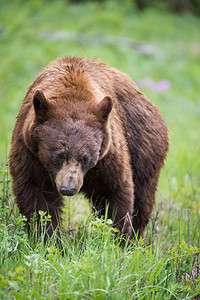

left=96, top=96, right=113, bottom=122
left=33, top=90, right=49, bottom=121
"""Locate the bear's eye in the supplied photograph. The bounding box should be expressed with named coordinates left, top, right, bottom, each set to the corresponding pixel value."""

left=52, top=150, right=65, bottom=161
left=57, top=152, right=65, bottom=160
left=81, top=155, right=90, bottom=167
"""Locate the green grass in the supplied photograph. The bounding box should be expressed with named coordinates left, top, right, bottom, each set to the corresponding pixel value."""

left=0, top=0, right=200, bottom=298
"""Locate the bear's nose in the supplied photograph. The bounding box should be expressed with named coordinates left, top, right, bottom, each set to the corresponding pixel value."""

left=59, top=185, right=77, bottom=196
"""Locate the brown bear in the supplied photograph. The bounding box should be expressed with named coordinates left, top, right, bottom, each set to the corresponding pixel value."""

left=9, top=56, right=168, bottom=241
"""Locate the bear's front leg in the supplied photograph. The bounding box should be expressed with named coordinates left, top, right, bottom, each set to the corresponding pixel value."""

left=86, top=175, right=134, bottom=238
left=106, top=183, right=134, bottom=238
left=10, top=146, right=63, bottom=242
left=16, top=180, right=63, bottom=243
left=90, top=185, right=134, bottom=238
left=103, top=156, right=135, bottom=238
left=84, top=157, right=135, bottom=238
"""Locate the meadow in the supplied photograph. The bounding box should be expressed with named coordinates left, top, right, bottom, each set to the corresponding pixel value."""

left=0, top=0, right=200, bottom=298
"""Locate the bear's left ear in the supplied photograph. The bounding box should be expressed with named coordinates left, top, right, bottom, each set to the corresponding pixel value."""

left=96, top=96, right=113, bottom=122
left=33, top=90, right=49, bottom=121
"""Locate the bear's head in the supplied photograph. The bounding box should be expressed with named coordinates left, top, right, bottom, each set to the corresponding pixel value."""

left=25, top=90, right=113, bottom=196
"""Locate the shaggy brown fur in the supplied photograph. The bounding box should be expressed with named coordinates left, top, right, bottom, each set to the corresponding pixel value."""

left=9, top=56, right=168, bottom=240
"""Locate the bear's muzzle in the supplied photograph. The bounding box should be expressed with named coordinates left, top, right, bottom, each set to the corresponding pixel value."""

left=55, top=160, right=83, bottom=197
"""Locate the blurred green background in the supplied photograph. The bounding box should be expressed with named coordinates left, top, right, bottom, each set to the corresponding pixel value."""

left=0, top=0, right=200, bottom=200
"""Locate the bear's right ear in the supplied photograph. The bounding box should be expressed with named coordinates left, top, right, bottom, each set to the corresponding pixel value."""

left=33, top=90, right=49, bottom=121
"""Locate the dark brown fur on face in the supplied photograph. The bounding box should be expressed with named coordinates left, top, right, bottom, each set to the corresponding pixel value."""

left=9, top=56, right=168, bottom=241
